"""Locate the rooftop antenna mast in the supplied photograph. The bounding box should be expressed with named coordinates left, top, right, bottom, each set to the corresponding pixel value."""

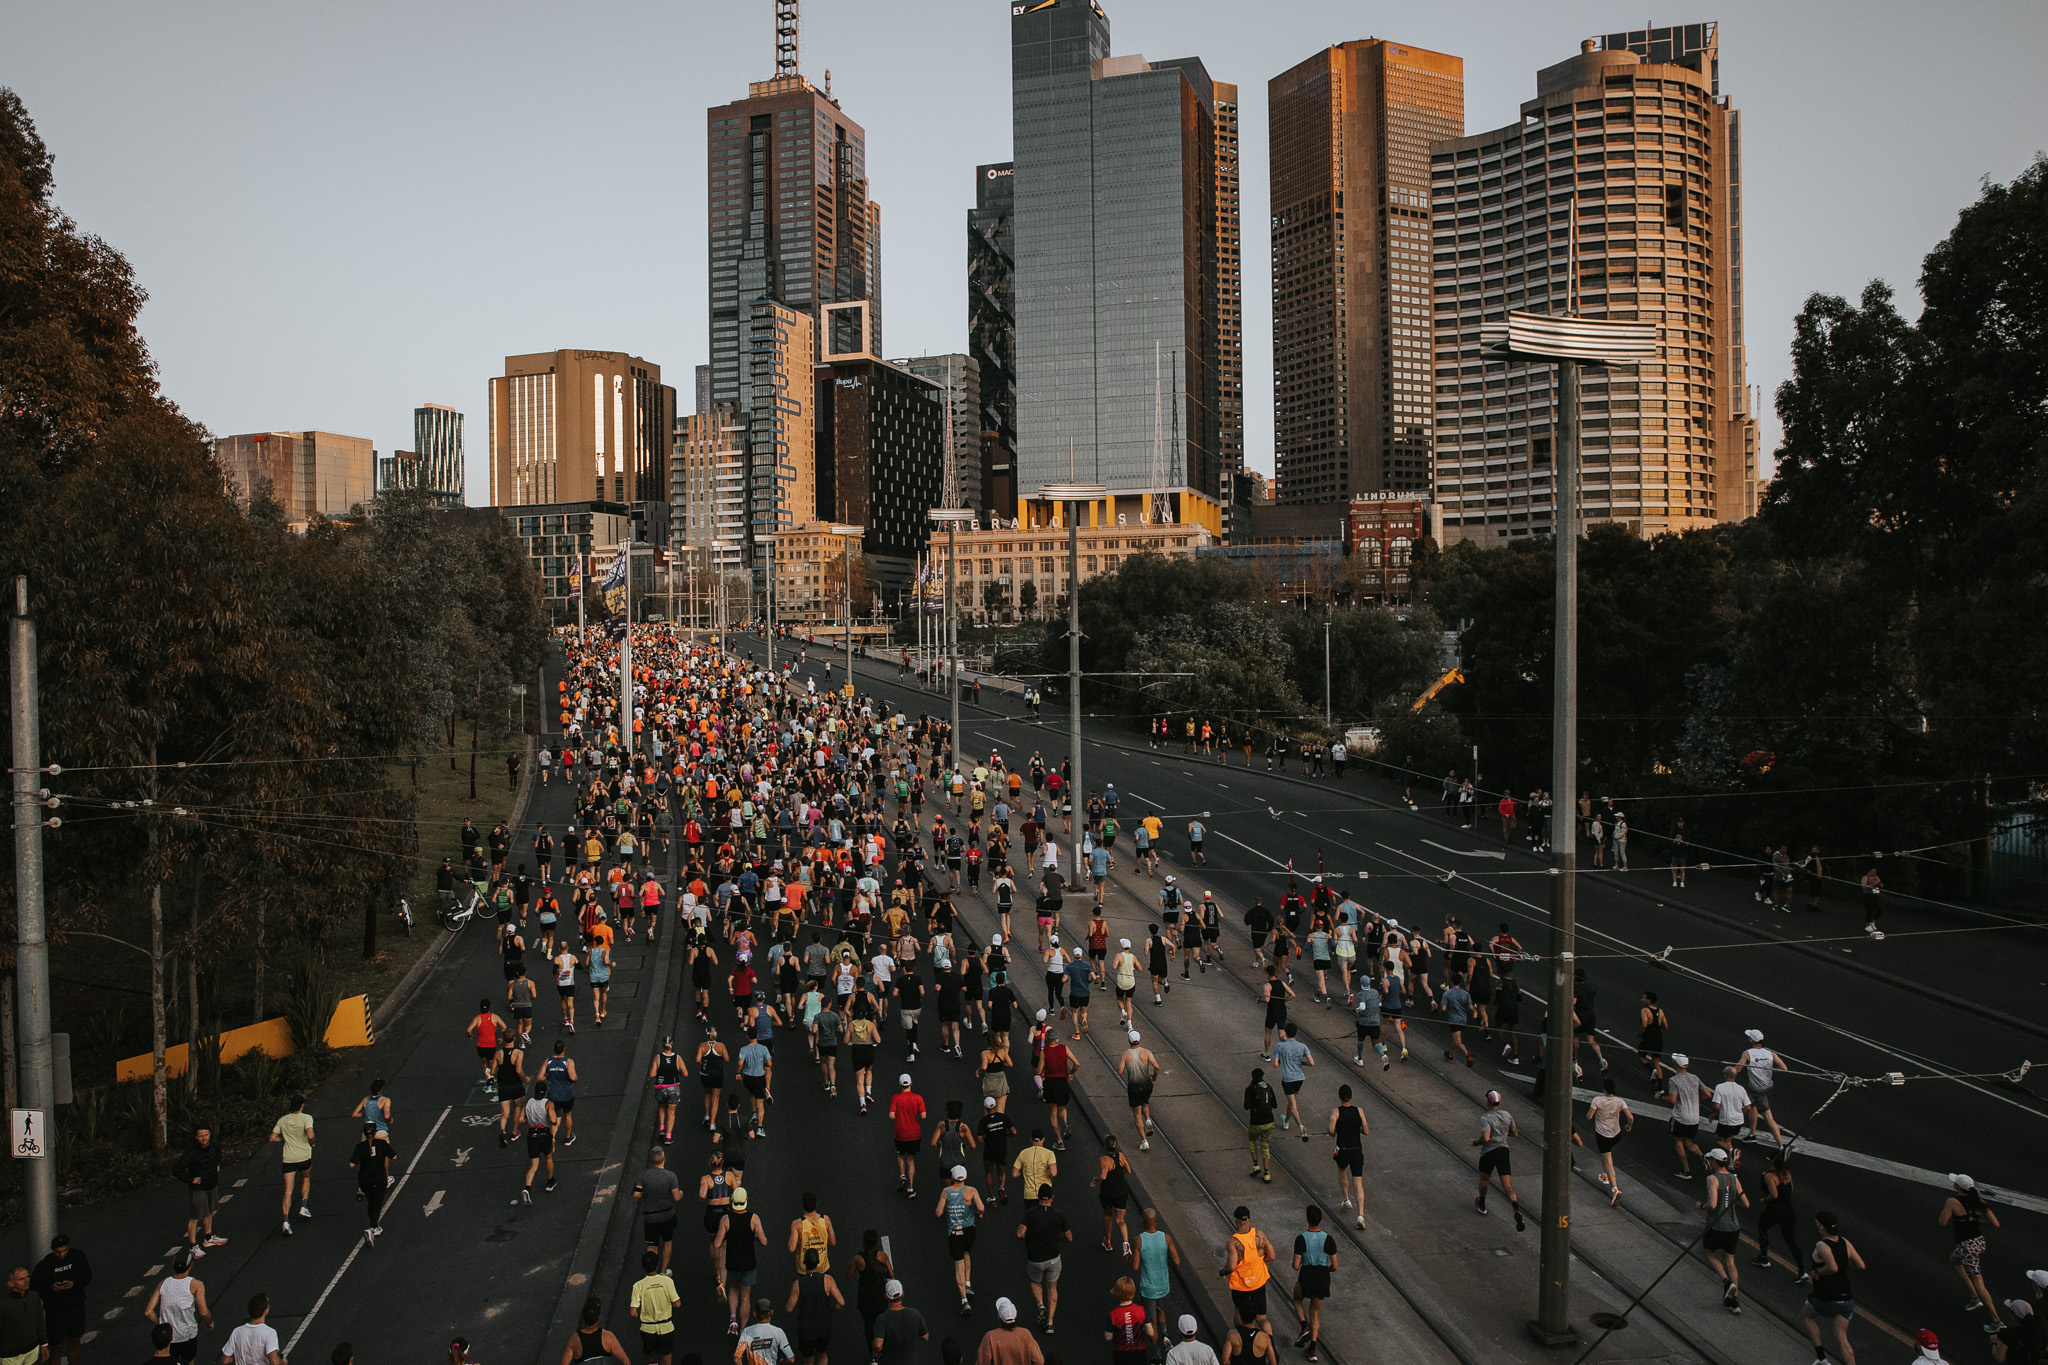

left=775, top=0, right=799, bottom=78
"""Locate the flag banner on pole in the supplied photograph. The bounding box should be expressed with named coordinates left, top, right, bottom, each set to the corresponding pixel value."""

left=601, top=550, right=629, bottom=638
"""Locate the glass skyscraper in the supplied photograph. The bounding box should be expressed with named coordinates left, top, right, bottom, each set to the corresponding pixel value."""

left=1010, top=0, right=1231, bottom=530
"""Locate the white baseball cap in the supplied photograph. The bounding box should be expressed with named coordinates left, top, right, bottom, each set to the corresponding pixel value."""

left=1948, top=1173, right=1976, bottom=1190
left=1178, top=1316, right=1199, bottom=1337
left=1128, top=1030, right=1141, bottom=1043
left=1119, top=938, right=1131, bottom=948
left=985, top=1096, right=998, bottom=1109
left=1036, top=1008, right=1048, bottom=1022
left=2027, top=1269, right=2048, bottom=1289
left=951, top=1165, right=968, bottom=1180
left=991, top=933, right=1002, bottom=945
left=1744, top=1028, right=1764, bottom=1042
left=996, top=1298, right=1019, bottom=1323
left=1706, top=1147, right=1731, bottom=1163
left=1671, top=1053, right=1690, bottom=1067
left=885, top=1279, right=904, bottom=1300
left=899, top=1074, right=913, bottom=1087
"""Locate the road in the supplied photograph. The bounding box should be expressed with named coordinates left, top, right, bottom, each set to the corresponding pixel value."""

left=756, top=631, right=2048, bottom=1360
left=45, top=632, right=2046, bottom=1365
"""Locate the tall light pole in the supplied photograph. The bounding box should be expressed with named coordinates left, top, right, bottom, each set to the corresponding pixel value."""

left=828, top=524, right=866, bottom=698
left=1484, top=310, right=1658, bottom=1348
left=1324, top=619, right=1333, bottom=727
left=1035, top=484, right=1106, bottom=885
left=11, top=578, right=57, bottom=1258
left=928, top=510, right=976, bottom=771
left=761, top=534, right=778, bottom=676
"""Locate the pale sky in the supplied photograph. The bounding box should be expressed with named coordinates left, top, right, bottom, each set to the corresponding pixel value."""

left=9, top=1, right=2046, bottom=501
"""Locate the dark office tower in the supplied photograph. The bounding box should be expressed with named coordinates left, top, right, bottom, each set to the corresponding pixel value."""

left=814, top=356, right=946, bottom=604
left=1010, top=0, right=1230, bottom=536
left=1269, top=40, right=1463, bottom=505
left=1211, top=82, right=1243, bottom=487
left=1428, top=25, right=1757, bottom=544
left=708, top=4, right=881, bottom=588
left=694, top=365, right=711, bottom=416
left=969, top=161, right=1016, bottom=519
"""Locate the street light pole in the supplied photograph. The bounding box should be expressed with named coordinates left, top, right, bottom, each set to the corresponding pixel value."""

left=1477, top=309, right=1656, bottom=1349
left=1035, top=483, right=1106, bottom=886
left=928, top=510, right=975, bottom=769
left=1324, top=620, right=1333, bottom=727
left=618, top=542, right=633, bottom=759
left=827, top=526, right=865, bottom=699
left=10, top=577, right=57, bottom=1260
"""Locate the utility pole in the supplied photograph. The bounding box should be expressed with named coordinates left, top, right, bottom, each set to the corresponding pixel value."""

left=929, top=511, right=974, bottom=767
left=829, top=526, right=866, bottom=699
left=1324, top=620, right=1333, bottom=727
left=10, top=577, right=57, bottom=1259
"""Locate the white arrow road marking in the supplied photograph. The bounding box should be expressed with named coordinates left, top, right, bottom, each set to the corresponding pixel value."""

left=424, top=1189, right=446, bottom=1217
left=284, top=1104, right=452, bottom=1355
left=452, top=1146, right=473, bottom=1167
left=1421, top=839, right=1506, bottom=860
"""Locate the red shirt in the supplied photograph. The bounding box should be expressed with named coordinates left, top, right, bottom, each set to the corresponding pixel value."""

left=1108, top=1303, right=1148, bottom=1352
left=889, top=1091, right=927, bottom=1142
left=1041, top=1042, right=1072, bottom=1080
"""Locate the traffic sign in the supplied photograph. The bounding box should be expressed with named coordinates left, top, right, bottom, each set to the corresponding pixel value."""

left=11, top=1109, right=47, bottom=1159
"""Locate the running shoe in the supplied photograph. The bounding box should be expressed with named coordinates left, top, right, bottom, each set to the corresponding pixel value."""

left=363, top=1227, right=376, bottom=1247
left=1474, top=1198, right=1488, bottom=1216
left=203, top=1236, right=228, bottom=1247
left=280, top=1220, right=293, bottom=1236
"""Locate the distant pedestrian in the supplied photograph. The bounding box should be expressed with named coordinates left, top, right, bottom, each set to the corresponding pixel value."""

left=30, top=1236, right=90, bottom=1365
left=347, top=1124, right=395, bottom=1246
left=172, top=1128, right=227, bottom=1260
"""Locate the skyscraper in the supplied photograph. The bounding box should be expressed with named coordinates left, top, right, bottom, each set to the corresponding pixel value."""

left=487, top=351, right=674, bottom=511
left=1211, top=82, right=1243, bottom=489
left=1429, top=24, right=1757, bottom=544
left=1269, top=40, right=1463, bottom=505
left=968, top=161, right=1016, bottom=518
left=706, top=5, right=880, bottom=412
left=815, top=356, right=946, bottom=603
left=739, top=300, right=817, bottom=548
left=891, top=353, right=981, bottom=512
left=412, top=403, right=465, bottom=506
left=1010, top=0, right=1231, bottom=534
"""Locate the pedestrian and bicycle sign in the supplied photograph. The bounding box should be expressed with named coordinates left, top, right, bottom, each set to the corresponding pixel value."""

left=11, top=1108, right=47, bottom=1159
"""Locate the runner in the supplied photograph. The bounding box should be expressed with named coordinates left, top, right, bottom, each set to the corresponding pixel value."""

left=1440, top=972, right=1475, bottom=1067
left=934, top=1165, right=987, bottom=1316
left=467, top=999, right=507, bottom=1084
left=1698, top=1147, right=1750, bottom=1314
left=1118, top=1031, right=1160, bottom=1151
left=1587, top=1078, right=1634, bottom=1207
left=562, top=1296, right=631, bottom=1365
left=628, top=1251, right=683, bottom=1365
left=1271, top=1024, right=1313, bottom=1140
left=1107, top=1277, right=1153, bottom=1365
left=1219, top=1207, right=1276, bottom=1334
left=543, top=1040, right=579, bottom=1148
left=346, top=1122, right=395, bottom=1246
left=633, top=1147, right=684, bottom=1275
left=979, top=1099, right=1016, bottom=1207
left=1243, top=1069, right=1278, bottom=1184
left=142, top=1252, right=211, bottom=1364
left=1289, top=1208, right=1336, bottom=1361
left=553, top=940, right=581, bottom=1032
left=699, top=1150, right=736, bottom=1300
left=785, top=1248, right=843, bottom=1365
left=1327, top=1086, right=1370, bottom=1227
left=788, top=1192, right=837, bottom=1278
left=890, top=1075, right=928, bottom=1197
left=1017, top=1183, right=1072, bottom=1332
left=1092, top=1135, right=1135, bottom=1256
left=713, top=1189, right=769, bottom=1333
left=1940, top=1175, right=2004, bottom=1329
left=268, top=1096, right=315, bottom=1235
left=516, top=1079, right=558, bottom=1204
left=1145, top=926, right=1172, bottom=1007
left=1038, top=1031, right=1075, bottom=1149
left=1804, top=1211, right=1866, bottom=1364
left=1258, top=965, right=1294, bottom=1061
left=1662, top=1053, right=1706, bottom=1180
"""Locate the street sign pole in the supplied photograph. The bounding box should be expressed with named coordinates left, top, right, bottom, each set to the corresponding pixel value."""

left=10, top=578, right=57, bottom=1259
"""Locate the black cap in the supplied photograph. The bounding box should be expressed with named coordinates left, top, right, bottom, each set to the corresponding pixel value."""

left=49, top=1234, right=68, bottom=1250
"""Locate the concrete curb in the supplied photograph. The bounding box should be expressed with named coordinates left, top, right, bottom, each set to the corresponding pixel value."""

left=541, top=834, right=684, bottom=1352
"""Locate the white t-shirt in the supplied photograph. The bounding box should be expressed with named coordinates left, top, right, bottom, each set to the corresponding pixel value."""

left=223, top=1321, right=280, bottom=1365
left=870, top=954, right=896, bottom=985
left=1711, top=1080, right=1751, bottom=1126
left=1167, top=1342, right=1220, bottom=1365
left=1742, top=1047, right=1777, bottom=1093
left=1665, top=1071, right=1704, bottom=1126
left=556, top=952, right=578, bottom=988
left=156, top=1276, right=199, bottom=1342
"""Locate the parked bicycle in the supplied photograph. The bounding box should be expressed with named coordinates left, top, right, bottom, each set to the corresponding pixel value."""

left=437, top=883, right=496, bottom=932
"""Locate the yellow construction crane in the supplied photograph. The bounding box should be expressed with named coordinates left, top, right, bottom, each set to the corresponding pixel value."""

left=1410, top=668, right=1465, bottom=713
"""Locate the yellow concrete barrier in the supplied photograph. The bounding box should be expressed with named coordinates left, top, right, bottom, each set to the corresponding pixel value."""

left=115, top=994, right=374, bottom=1082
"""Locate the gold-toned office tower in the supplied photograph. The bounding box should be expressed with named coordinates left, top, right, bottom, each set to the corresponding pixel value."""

left=1269, top=40, right=1464, bottom=504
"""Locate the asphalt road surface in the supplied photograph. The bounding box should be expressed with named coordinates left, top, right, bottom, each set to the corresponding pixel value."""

left=754, top=631, right=2048, bottom=1356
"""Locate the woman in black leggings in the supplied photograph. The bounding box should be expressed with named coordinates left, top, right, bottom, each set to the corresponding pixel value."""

left=1751, top=1153, right=1802, bottom=1274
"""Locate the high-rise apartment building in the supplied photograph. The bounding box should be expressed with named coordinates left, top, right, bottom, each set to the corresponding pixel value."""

left=739, top=300, right=818, bottom=551
left=671, top=411, right=747, bottom=580
left=487, top=350, right=675, bottom=512
left=968, top=162, right=1016, bottom=519
left=409, top=403, right=465, bottom=506
left=1269, top=40, right=1463, bottom=505
left=216, top=430, right=377, bottom=521
left=706, top=9, right=880, bottom=414
left=1429, top=24, right=1757, bottom=543
left=1211, top=84, right=1243, bottom=487
left=1010, top=0, right=1231, bottom=534
left=694, top=365, right=712, bottom=416
left=891, top=353, right=981, bottom=511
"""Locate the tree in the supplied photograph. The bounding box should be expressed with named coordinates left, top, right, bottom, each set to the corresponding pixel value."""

left=1018, top=580, right=1039, bottom=616
left=981, top=581, right=1008, bottom=617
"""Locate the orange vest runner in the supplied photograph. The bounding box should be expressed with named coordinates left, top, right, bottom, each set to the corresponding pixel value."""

left=1228, top=1230, right=1269, bottom=1291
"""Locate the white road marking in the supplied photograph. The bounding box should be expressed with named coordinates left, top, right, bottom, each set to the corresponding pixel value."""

left=284, top=1104, right=452, bottom=1355
left=424, top=1189, right=446, bottom=1217
left=1339, top=828, right=1354, bottom=835
left=232, top=1179, right=247, bottom=1188
left=79, top=1333, right=97, bottom=1346
left=101, top=1309, right=121, bottom=1321
left=123, top=1286, right=144, bottom=1298
left=145, top=1265, right=163, bottom=1277
left=1421, top=840, right=1506, bottom=861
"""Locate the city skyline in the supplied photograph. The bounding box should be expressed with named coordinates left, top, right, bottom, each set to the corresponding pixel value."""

left=10, top=0, right=2046, bottom=504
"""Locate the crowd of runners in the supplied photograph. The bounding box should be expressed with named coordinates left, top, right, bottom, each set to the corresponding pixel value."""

left=104, top=620, right=2043, bottom=1365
